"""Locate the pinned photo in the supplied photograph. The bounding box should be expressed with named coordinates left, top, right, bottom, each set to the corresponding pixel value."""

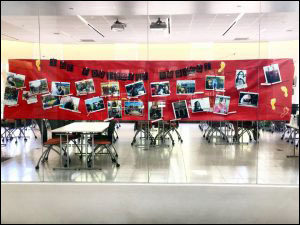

left=101, top=82, right=120, bottom=97
left=42, top=94, right=60, bottom=109
left=172, top=100, right=189, bottom=119
left=51, top=82, right=71, bottom=96
left=191, top=97, right=211, bottom=113
left=125, top=81, right=146, bottom=98
left=60, top=96, right=80, bottom=112
left=124, top=101, right=144, bottom=116
left=85, top=96, right=105, bottom=113
left=238, top=92, right=259, bottom=108
left=235, top=70, right=247, bottom=90
left=213, top=95, right=230, bottom=115
left=107, top=100, right=122, bottom=118
left=75, top=79, right=95, bottom=95
left=205, top=76, right=225, bottom=91
left=6, top=72, right=26, bottom=89
left=4, top=86, right=19, bottom=106
left=150, top=81, right=170, bottom=97
left=176, top=80, right=195, bottom=95
left=263, top=64, right=282, bottom=84
left=149, top=102, right=163, bottom=120
left=29, top=79, right=49, bottom=95
left=22, top=91, right=37, bottom=104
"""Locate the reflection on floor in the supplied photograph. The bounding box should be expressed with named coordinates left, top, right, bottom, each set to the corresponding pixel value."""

left=1, top=123, right=299, bottom=184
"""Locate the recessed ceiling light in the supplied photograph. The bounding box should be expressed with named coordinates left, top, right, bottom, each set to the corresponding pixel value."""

left=237, top=5, right=242, bottom=8
left=69, top=8, right=74, bottom=10
left=53, top=32, right=60, bottom=35
left=286, top=29, right=293, bottom=32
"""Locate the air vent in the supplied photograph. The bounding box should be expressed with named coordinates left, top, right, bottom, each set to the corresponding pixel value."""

left=80, top=39, right=95, bottom=42
left=234, top=37, right=249, bottom=41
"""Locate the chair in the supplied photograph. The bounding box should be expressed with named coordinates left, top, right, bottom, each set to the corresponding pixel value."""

left=1, top=119, right=18, bottom=144
left=131, top=121, right=154, bottom=145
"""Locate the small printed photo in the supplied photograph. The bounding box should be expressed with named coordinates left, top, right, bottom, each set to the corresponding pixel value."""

left=107, top=100, right=122, bottom=118
left=6, top=72, right=26, bottom=88
left=191, top=97, right=211, bottom=113
left=60, top=96, right=80, bottom=112
left=150, top=81, right=170, bottom=97
left=51, top=82, right=71, bottom=96
left=238, top=92, right=259, bottom=108
left=42, top=94, right=60, bottom=109
left=29, top=79, right=49, bottom=95
left=22, top=91, right=37, bottom=104
left=124, top=101, right=144, bottom=116
left=125, top=81, right=146, bottom=98
left=85, top=96, right=105, bottom=113
left=235, top=70, right=247, bottom=90
left=213, top=95, right=230, bottom=115
left=205, top=76, right=225, bottom=91
left=172, top=100, right=189, bottom=119
left=176, top=80, right=195, bottom=95
left=101, top=82, right=120, bottom=97
left=75, top=79, right=96, bottom=95
left=149, top=102, right=163, bottom=120
left=4, top=86, right=19, bottom=106
left=263, top=64, right=282, bottom=84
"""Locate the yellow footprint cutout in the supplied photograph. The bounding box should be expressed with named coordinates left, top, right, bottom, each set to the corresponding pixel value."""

left=35, top=60, right=41, bottom=72
left=218, top=62, right=226, bottom=73
left=281, top=86, right=288, bottom=97
left=280, top=107, right=289, bottom=118
left=271, top=98, right=276, bottom=110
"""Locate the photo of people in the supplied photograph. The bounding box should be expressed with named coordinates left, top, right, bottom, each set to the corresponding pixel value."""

left=213, top=95, right=230, bottom=115
left=235, top=70, right=247, bottom=90
left=124, top=101, right=144, bottom=116
left=238, top=92, right=259, bottom=108
left=85, top=97, right=105, bottom=113
left=150, top=81, right=170, bottom=97
left=176, top=80, right=195, bottom=95
left=172, top=100, right=189, bottom=119
left=191, top=98, right=211, bottom=113
left=60, top=96, right=80, bottom=112
left=149, top=102, right=163, bottom=120
left=125, top=81, right=146, bottom=98
left=6, top=72, right=26, bottom=88
left=263, top=64, right=282, bottom=84
left=108, top=100, right=122, bottom=118
left=22, top=91, right=38, bottom=104
left=42, top=94, right=60, bottom=109
left=29, top=79, right=49, bottom=95
left=75, top=79, right=96, bottom=95
left=205, top=76, right=225, bottom=91
left=101, top=82, right=120, bottom=97
left=4, top=86, right=19, bottom=106
left=51, top=82, right=71, bottom=96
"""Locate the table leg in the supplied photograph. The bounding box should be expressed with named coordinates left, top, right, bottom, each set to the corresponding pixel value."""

left=287, top=128, right=299, bottom=158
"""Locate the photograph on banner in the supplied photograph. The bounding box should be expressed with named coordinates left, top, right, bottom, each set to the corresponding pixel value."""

left=22, top=91, right=38, bottom=104
left=75, top=79, right=96, bottom=95
left=238, top=92, right=259, bottom=108
left=213, top=95, right=230, bottom=115
left=125, top=81, right=146, bottom=98
left=4, top=86, right=19, bottom=106
left=205, top=76, right=225, bottom=91
left=51, top=82, right=71, bottom=96
left=60, top=96, right=80, bottom=112
left=176, top=80, right=195, bottom=95
left=149, top=102, right=163, bottom=120
left=235, top=70, right=247, bottom=90
left=191, top=97, right=211, bottom=113
left=172, top=100, right=189, bottom=119
left=263, top=64, right=282, bottom=84
left=6, top=72, right=26, bottom=88
left=150, top=81, right=170, bottom=97
left=124, top=101, right=144, bottom=116
left=107, top=100, right=122, bottom=118
left=42, top=94, right=60, bottom=110
left=101, top=82, right=120, bottom=97
left=85, top=96, right=105, bottom=113
left=29, top=78, right=49, bottom=95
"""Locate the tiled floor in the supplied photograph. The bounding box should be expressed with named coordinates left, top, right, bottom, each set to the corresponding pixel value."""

left=1, top=123, right=299, bottom=184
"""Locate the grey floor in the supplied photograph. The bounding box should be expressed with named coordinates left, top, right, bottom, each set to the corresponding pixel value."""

left=1, top=123, right=299, bottom=184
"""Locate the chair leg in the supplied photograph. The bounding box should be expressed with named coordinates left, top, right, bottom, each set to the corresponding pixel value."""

left=105, top=145, right=120, bottom=167
left=36, top=146, right=51, bottom=170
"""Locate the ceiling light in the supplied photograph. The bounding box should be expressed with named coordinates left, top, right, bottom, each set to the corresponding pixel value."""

left=286, top=29, right=293, bottom=32
left=222, top=12, right=245, bottom=36
left=77, top=15, right=104, bottom=37
left=111, top=19, right=126, bottom=32
left=150, top=18, right=167, bottom=30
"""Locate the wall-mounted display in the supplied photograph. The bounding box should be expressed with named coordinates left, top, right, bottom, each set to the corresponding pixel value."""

left=125, top=81, right=146, bottom=98
left=101, top=82, right=120, bottom=97
left=124, top=101, right=144, bottom=116
left=51, top=82, right=71, bottom=96
left=150, top=81, right=170, bottom=97
left=149, top=102, right=163, bottom=120
left=213, top=95, right=230, bottom=115
left=238, top=92, right=259, bottom=108
left=42, top=94, right=60, bottom=110
left=263, top=64, right=282, bottom=84
left=191, top=97, right=211, bottom=113
left=60, top=96, right=80, bottom=112
left=176, top=80, right=195, bottom=95
left=172, top=100, right=189, bottom=119
left=6, top=72, right=25, bottom=88
left=205, top=76, right=225, bottom=91
left=22, top=91, right=37, bottom=104
left=4, top=86, right=19, bottom=106
left=107, top=100, right=122, bottom=118
left=29, top=79, right=49, bottom=95
left=235, top=70, right=247, bottom=90
left=85, top=96, right=105, bottom=113
left=75, top=79, right=95, bottom=95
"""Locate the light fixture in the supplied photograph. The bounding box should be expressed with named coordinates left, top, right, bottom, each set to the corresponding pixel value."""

left=150, top=17, right=167, bottom=30
left=222, top=12, right=245, bottom=36
left=111, top=19, right=126, bottom=32
left=77, top=15, right=104, bottom=37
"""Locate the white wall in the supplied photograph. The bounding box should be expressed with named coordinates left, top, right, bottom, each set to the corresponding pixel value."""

left=1, top=183, right=299, bottom=224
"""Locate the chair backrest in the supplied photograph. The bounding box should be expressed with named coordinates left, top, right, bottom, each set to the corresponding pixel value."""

left=107, top=120, right=116, bottom=142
